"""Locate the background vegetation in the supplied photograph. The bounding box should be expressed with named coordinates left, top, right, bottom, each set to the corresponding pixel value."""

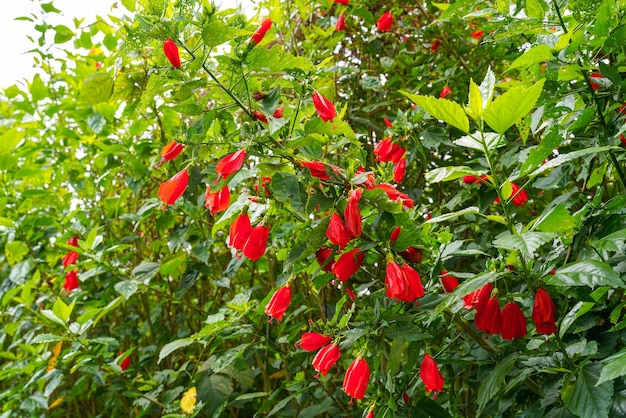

left=1, top=0, right=626, bottom=416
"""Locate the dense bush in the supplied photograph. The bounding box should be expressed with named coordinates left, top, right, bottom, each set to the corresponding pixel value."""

left=1, top=0, right=626, bottom=416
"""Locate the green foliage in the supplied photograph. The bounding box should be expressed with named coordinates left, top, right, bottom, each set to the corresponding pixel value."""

left=2, top=0, right=626, bottom=417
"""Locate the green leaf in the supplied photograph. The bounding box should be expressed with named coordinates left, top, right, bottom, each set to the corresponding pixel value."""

left=562, top=362, right=612, bottom=418
left=599, top=62, right=622, bottom=85
left=400, top=91, right=469, bottom=133
left=0, top=128, right=25, bottom=154
left=599, top=348, right=626, bottom=385
left=528, top=146, right=616, bottom=178
left=114, top=280, right=138, bottom=299
left=466, top=79, right=483, bottom=120
left=426, top=207, right=481, bottom=224
left=477, top=354, right=519, bottom=415
left=493, top=231, right=556, bottom=260
left=87, top=112, right=106, bottom=134
left=533, top=204, right=579, bottom=233
left=271, top=172, right=308, bottom=215
left=517, top=126, right=562, bottom=178
left=52, top=297, right=75, bottom=323
left=507, top=45, right=553, bottom=72
left=546, top=260, right=624, bottom=288
left=5, top=241, right=29, bottom=266
left=425, top=166, right=477, bottom=183
left=483, top=79, right=545, bottom=134
left=31, top=334, right=66, bottom=344
left=79, top=73, right=114, bottom=105
left=158, top=338, right=195, bottom=363
left=525, top=0, right=545, bottom=19
left=197, top=374, right=233, bottom=416
left=202, top=20, right=251, bottom=48
left=591, top=228, right=626, bottom=252
left=132, top=262, right=160, bottom=283
left=454, top=132, right=504, bottom=152
left=53, top=25, right=73, bottom=44
left=478, top=67, right=496, bottom=109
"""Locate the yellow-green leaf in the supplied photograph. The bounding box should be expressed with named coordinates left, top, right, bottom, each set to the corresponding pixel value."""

left=400, top=91, right=469, bottom=133
left=467, top=79, right=483, bottom=120
left=483, top=79, right=545, bottom=134
left=507, top=45, right=553, bottom=72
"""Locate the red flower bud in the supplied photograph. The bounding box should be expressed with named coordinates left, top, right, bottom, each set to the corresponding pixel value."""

left=390, top=226, right=401, bottom=242
left=163, top=39, right=181, bottom=68
left=253, top=110, right=268, bottom=123
left=296, top=332, right=332, bottom=351
left=475, top=296, right=501, bottom=335
left=250, top=18, right=272, bottom=45
left=303, top=161, right=331, bottom=180
left=312, top=343, right=341, bottom=377
left=334, top=0, right=349, bottom=3
left=344, top=189, right=362, bottom=238
left=399, top=263, right=424, bottom=302
left=336, top=13, right=346, bottom=31
left=229, top=213, right=252, bottom=251
left=343, top=357, right=370, bottom=400
left=462, top=175, right=477, bottom=184
left=158, top=169, right=189, bottom=206
left=204, top=184, right=230, bottom=215
left=332, top=248, right=364, bottom=282
left=510, top=183, right=528, bottom=207
left=67, top=237, right=79, bottom=247
left=216, top=150, right=246, bottom=179
left=532, top=288, right=557, bottom=335
left=64, top=270, right=79, bottom=291
left=62, top=251, right=79, bottom=267
left=312, top=91, right=337, bottom=122
left=440, top=86, right=452, bottom=99
left=385, top=261, right=406, bottom=300
left=242, top=224, right=270, bottom=261
left=384, top=117, right=393, bottom=128
left=399, top=247, right=422, bottom=264
left=157, top=140, right=184, bottom=167
left=430, top=39, right=441, bottom=52
left=500, top=302, right=528, bottom=340
left=621, top=134, right=626, bottom=147
left=471, top=30, right=484, bottom=40
left=393, top=157, right=406, bottom=183
left=120, top=354, right=131, bottom=371
left=326, top=213, right=350, bottom=249
left=420, top=354, right=444, bottom=397
left=273, top=106, right=284, bottom=118
left=265, top=285, right=292, bottom=322
left=377, top=11, right=393, bottom=32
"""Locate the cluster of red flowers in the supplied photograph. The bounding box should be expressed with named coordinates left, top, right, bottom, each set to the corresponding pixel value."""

left=228, top=212, right=270, bottom=261
left=374, top=132, right=407, bottom=183
left=463, top=283, right=557, bottom=339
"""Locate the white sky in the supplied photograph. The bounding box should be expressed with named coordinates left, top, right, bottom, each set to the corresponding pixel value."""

left=0, top=0, right=254, bottom=88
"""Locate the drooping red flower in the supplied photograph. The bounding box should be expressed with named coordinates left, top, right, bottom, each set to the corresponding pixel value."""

left=462, top=283, right=493, bottom=310
left=334, top=0, right=349, bottom=3
left=377, top=11, right=393, bottom=32
left=383, top=117, right=393, bottom=128
left=332, top=248, right=364, bottom=282
left=265, top=284, right=292, bottom=322
left=64, top=270, right=79, bottom=291
left=253, top=110, right=268, bottom=123
left=440, top=270, right=459, bottom=293
left=532, top=288, right=557, bottom=335
left=296, top=332, right=332, bottom=351
left=312, top=343, right=341, bottom=377
left=390, top=226, right=401, bottom=242
left=157, top=140, right=184, bottom=168
left=420, top=354, right=444, bottom=397
left=303, top=161, right=331, bottom=180
left=158, top=169, right=189, bottom=206
left=385, top=261, right=407, bottom=300
left=242, top=224, right=270, bottom=261
left=500, top=302, right=528, bottom=340
left=430, top=39, right=441, bottom=52
left=163, top=39, right=181, bottom=68
left=344, top=189, right=362, bottom=238
left=229, top=213, right=252, bottom=251
left=440, top=86, right=452, bottom=99
left=399, top=263, right=424, bottom=302
left=475, top=296, right=501, bottom=335
left=343, top=357, right=370, bottom=401
left=471, top=30, right=484, bottom=40
left=216, top=150, right=246, bottom=179
left=399, top=247, right=422, bottom=264
left=336, top=13, right=346, bottom=31
left=373, top=183, right=413, bottom=208
left=326, top=213, right=351, bottom=249
left=312, top=91, right=337, bottom=122
left=67, top=237, right=79, bottom=247
left=250, top=18, right=272, bottom=45
left=62, top=251, right=79, bottom=267
left=316, top=247, right=335, bottom=272
left=204, top=184, right=230, bottom=215
left=120, top=354, right=131, bottom=371
left=393, top=157, right=406, bottom=183
left=462, top=175, right=478, bottom=184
